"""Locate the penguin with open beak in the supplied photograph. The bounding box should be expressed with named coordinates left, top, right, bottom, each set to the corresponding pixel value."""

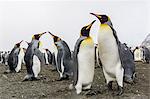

left=23, top=32, right=46, bottom=81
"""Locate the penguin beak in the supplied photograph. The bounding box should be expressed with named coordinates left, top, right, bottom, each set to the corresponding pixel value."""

left=90, top=13, right=101, bottom=19
left=25, top=41, right=28, bottom=44
left=86, top=20, right=96, bottom=30
left=25, top=41, right=30, bottom=45
left=48, top=31, right=55, bottom=38
left=39, top=32, right=46, bottom=36
left=19, top=40, right=23, bottom=44
left=16, top=40, right=23, bottom=47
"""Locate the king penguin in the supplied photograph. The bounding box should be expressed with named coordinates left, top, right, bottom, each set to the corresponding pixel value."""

left=90, top=13, right=124, bottom=95
left=45, top=49, right=52, bottom=65
left=48, top=32, right=73, bottom=80
left=23, top=32, right=46, bottom=81
left=6, top=40, right=24, bottom=73
left=69, top=20, right=96, bottom=94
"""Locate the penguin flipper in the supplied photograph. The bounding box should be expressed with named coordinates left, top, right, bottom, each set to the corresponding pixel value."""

left=57, top=49, right=63, bottom=72
left=109, top=25, right=120, bottom=45
left=72, top=36, right=87, bottom=86
left=34, top=48, right=45, bottom=65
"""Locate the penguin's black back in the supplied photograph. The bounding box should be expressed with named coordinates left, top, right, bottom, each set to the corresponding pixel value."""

left=8, top=47, right=20, bottom=71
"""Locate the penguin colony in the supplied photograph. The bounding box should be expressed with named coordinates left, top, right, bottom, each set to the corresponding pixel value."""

left=1, top=13, right=149, bottom=96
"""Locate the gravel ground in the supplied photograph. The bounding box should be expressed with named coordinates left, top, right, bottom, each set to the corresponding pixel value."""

left=0, top=62, right=149, bottom=99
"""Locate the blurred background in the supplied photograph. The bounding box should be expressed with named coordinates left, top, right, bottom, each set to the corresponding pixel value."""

left=0, top=0, right=149, bottom=51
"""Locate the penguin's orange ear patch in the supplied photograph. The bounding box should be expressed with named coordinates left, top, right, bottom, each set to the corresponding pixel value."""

left=57, top=38, right=61, bottom=41
left=98, top=15, right=102, bottom=19
left=32, top=35, right=35, bottom=39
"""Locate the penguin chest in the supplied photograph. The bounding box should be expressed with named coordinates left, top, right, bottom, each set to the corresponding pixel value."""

left=78, top=38, right=95, bottom=61
left=32, top=55, right=41, bottom=77
left=77, top=38, right=95, bottom=83
left=98, top=24, right=116, bottom=47
left=15, top=48, right=25, bottom=72
left=98, top=24, right=121, bottom=71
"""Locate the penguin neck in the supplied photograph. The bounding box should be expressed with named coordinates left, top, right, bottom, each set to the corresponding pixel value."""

left=32, top=39, right=39, bottom=42
left=31, top=39, right=41, bottom=49
left=61, top=41, right=72, bottom=59
left=100, top=21, right=113, bottom=28
left=11, top=47, right=19, bottom=54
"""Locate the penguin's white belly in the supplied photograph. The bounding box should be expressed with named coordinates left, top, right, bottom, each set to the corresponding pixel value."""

left=78, top=45, right=95, bottom=85
left=32, top=55, right=41, bottom=77
left=98, top=26, right=121, bottom=75
left=15, top=48, right=25, bottom=72
left=45, top=52, right=49, bottom=64
left=134, top=49, right=143, bottom=61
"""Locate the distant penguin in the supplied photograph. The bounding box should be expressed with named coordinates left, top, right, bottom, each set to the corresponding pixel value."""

left=51, top=52, right=57, bottom=70
left=22, top=48, right=27, bottom=65
left=23, top=32, right=46, bottom=81
left=133, top=47, right=144, bottom=62
left=119, top=43, right=135, bottom=84
left=69, top=20, right=95, bottom=94
left=6, top=40, right=24, bottom=73
left=90, top=13, right=124, bottom=95
left=48, top=32, right=73, bottom=80
left=0, top=51, right=2, bottom=63
left=95, top=44, right=102, bottom=68
left=142, top=46, right=150, bottom=63
left=45, top=49, right=52, bottom=65
left=2, top=51, right=9, bottom=66
left=40, top=48, right=49, bottom=65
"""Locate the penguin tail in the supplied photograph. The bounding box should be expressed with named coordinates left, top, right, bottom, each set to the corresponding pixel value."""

left=23, top=75, right=40, bottom=82
left=3, top=69, right=15, bottom=74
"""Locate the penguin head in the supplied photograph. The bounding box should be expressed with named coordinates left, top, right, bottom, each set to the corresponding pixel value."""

left=32, top=32, right=46, bottom=40
left=15, top=40, right=23, bottom=47
left=80, top=20, right=96, bottom=37
left=90, top=13, right=111, bottom=24
left=48, top=31, right=61, bottom=43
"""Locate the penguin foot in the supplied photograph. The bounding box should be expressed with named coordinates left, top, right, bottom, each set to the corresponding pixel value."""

left=22, top=78, right=29, bottom=82
left=56, top=77, right=68, bottom=81
left=57, top=75, right=69, bottom=81
left=31, top=77, right=40, bottom=81
left=56, top=78, right=63, bottom=81
left=113, top=86, right=123, bottom=96
left=124, top=77, right=134, bottom=84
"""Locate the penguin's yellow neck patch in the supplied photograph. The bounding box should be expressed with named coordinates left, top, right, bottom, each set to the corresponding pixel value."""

left=81, top=37, right=93, bottom=46
left=32, top=35, right=35, bottom=39
left=39, top=41, right=42, bottom=47
left=100, top=24, right=111, bottom=30
left=100, top=24, right=109, bottom=27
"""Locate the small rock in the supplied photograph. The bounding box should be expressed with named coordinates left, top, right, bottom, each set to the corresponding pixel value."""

left=2, top=74, right=8, bottom=79
left=41, top=93, right=46, bottom=97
